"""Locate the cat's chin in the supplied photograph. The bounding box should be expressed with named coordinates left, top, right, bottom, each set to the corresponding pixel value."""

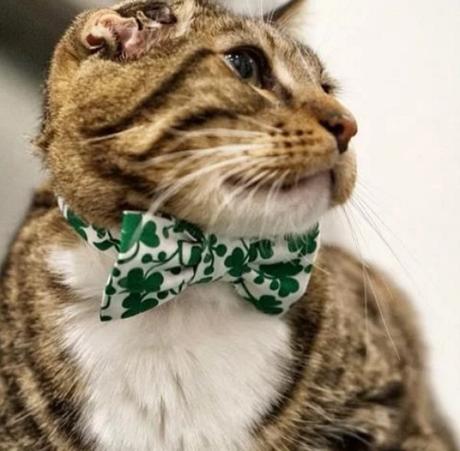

left=204, top=171, right=331, bottom=238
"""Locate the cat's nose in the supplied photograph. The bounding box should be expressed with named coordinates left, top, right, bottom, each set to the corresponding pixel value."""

left=319, top=113, right=358, bottom=154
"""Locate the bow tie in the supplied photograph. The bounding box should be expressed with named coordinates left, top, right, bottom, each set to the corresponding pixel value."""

left=58, top=199, right=320, bottom=321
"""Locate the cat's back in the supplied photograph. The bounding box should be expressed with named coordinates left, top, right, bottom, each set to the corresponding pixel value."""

left=319, top=243, right=424, bottom=371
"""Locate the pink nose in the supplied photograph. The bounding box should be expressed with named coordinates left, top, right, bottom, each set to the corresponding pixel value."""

left=320, top=113, right=358, bottom=154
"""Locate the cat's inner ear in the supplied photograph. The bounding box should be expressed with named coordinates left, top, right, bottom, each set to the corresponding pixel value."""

left=81, top=5, right=177, bottom=60
left=264, top=0, right=306, bottom=29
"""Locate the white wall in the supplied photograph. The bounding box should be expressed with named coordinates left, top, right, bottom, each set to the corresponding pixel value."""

left=306, top=0, right=460, bottom=437
left=0, top=0, right=458, bottom=439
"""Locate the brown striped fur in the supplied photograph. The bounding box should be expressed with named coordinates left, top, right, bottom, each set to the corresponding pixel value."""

left=1, top=0, right=457, bottom=449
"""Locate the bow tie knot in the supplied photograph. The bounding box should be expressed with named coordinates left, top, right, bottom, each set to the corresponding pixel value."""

left=59, top=199, right=320, bottom=321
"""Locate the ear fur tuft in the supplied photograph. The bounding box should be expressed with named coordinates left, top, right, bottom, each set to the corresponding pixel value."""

left=264, top=0, right=307, bottom=31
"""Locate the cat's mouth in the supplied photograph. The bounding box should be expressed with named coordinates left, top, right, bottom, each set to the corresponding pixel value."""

left=225, top=170, right=333, bottom=195
left=203, top=169, right=332, bottom=237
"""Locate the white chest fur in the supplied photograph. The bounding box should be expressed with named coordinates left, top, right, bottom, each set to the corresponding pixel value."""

left=49, top=243, right=292, bottom=451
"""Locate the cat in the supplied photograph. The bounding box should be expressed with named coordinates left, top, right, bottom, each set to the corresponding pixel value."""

left=0, top=0, right=456, bottom=449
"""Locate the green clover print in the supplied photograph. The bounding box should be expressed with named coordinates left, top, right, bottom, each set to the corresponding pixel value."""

left=59, top=198, right=320, bottom=321
left=120, top=214, right=160, bottom=253
left=118, top=268, right=164, bottom=319
left=224, top=248, right=251, bottom=278
left=287, top=224, right=319, bottom=256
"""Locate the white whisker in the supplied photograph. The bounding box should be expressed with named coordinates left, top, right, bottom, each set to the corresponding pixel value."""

left=134, top=143, right=266, bottom=168
left=148, top=156, right=253, bottom=214
left=84, top=124, right=146, bottom=143
left=350, top=194, right=419, bottom=290
left=340, top=206, right=370, bottom=348
left=237, top=115, right=281, bottom=132
left=342, top=205, right=401, bottom=360
left=258, top=169, right=286, bottom=238
left=238, top=168, right=279, bottom=235
left=269, top=170, right=290, bottom=236
left=209, top=166, right=271, bottom=229
left=170, top=128, right=267, bottom=138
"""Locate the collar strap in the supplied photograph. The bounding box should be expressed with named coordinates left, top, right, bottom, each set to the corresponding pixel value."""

left=58, top=199, right=320, bottom=321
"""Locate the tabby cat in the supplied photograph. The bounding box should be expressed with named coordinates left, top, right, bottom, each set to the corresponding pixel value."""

left=0, top=0, right=456, bottom=449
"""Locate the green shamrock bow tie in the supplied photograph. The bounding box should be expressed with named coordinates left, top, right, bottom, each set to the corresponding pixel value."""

left=58, top=199, right=320, bottom=321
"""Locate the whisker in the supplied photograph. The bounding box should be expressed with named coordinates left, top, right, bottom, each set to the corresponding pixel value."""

left=269, top=170, right=290, bottom=236
left=259, top=169, right=286, bottom=238
left=298, top=51, right=317, bottom=83
left=237, top=114, right=281, bottom=133
left=340, top=206, right=371, bottom=346
left=311, top=262, right=332, bottom=277
left=342, top=205, right=401, bottom=360
left=238, top=168, right=279, bottom=234
left=133, top=143, right=266, bottom=168
left=175, top=164, right=244, bottom=222
left=355, top=180, right=381, bottom=206
left=173, top=159, right=272, bottom=233
left=84, top=124, right=146, bottom=143
left=350, top=194, right=419, bottom=288
left=348, top=196, right=426, bottom=309
left=208, top=166, right=271, bottom=229
left=148, top=156, right=253, bottom=214
left=170, top=128, right=267, bottom=138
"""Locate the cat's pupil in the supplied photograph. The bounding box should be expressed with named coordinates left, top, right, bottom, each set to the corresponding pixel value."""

left=225, top=52, right=254, bottom=80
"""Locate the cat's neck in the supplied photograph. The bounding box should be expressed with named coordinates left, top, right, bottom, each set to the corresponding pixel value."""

left=48, top=240, right=293, bottom=450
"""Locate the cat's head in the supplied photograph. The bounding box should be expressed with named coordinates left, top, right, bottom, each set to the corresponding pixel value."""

left=38, top=0, right=357, bottom=237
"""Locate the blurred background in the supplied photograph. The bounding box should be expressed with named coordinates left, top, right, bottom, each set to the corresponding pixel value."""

left=0, top=0, right=458, bottom=440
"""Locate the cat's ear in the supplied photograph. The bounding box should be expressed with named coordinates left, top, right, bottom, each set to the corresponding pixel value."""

left=81, top=5, right=177, bottom=60
left=264, top=0, right=307, bottom=31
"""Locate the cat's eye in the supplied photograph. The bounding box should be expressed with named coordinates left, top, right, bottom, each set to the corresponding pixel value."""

left=319, top=74, right=339, bottom=95
left=224, top=48, right=267, bottom=88
left=321, top=82, right=335, bottom=95
left=319, top=69, right=338, bottom=95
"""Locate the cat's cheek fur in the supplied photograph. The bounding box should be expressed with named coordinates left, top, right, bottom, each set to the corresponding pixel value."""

left=48, top=243, right=293, bottom=451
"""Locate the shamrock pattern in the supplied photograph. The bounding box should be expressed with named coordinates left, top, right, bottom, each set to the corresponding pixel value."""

left=59, top=199, right=320, bottom=321
left=58, top=199, right=120, bottom=252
